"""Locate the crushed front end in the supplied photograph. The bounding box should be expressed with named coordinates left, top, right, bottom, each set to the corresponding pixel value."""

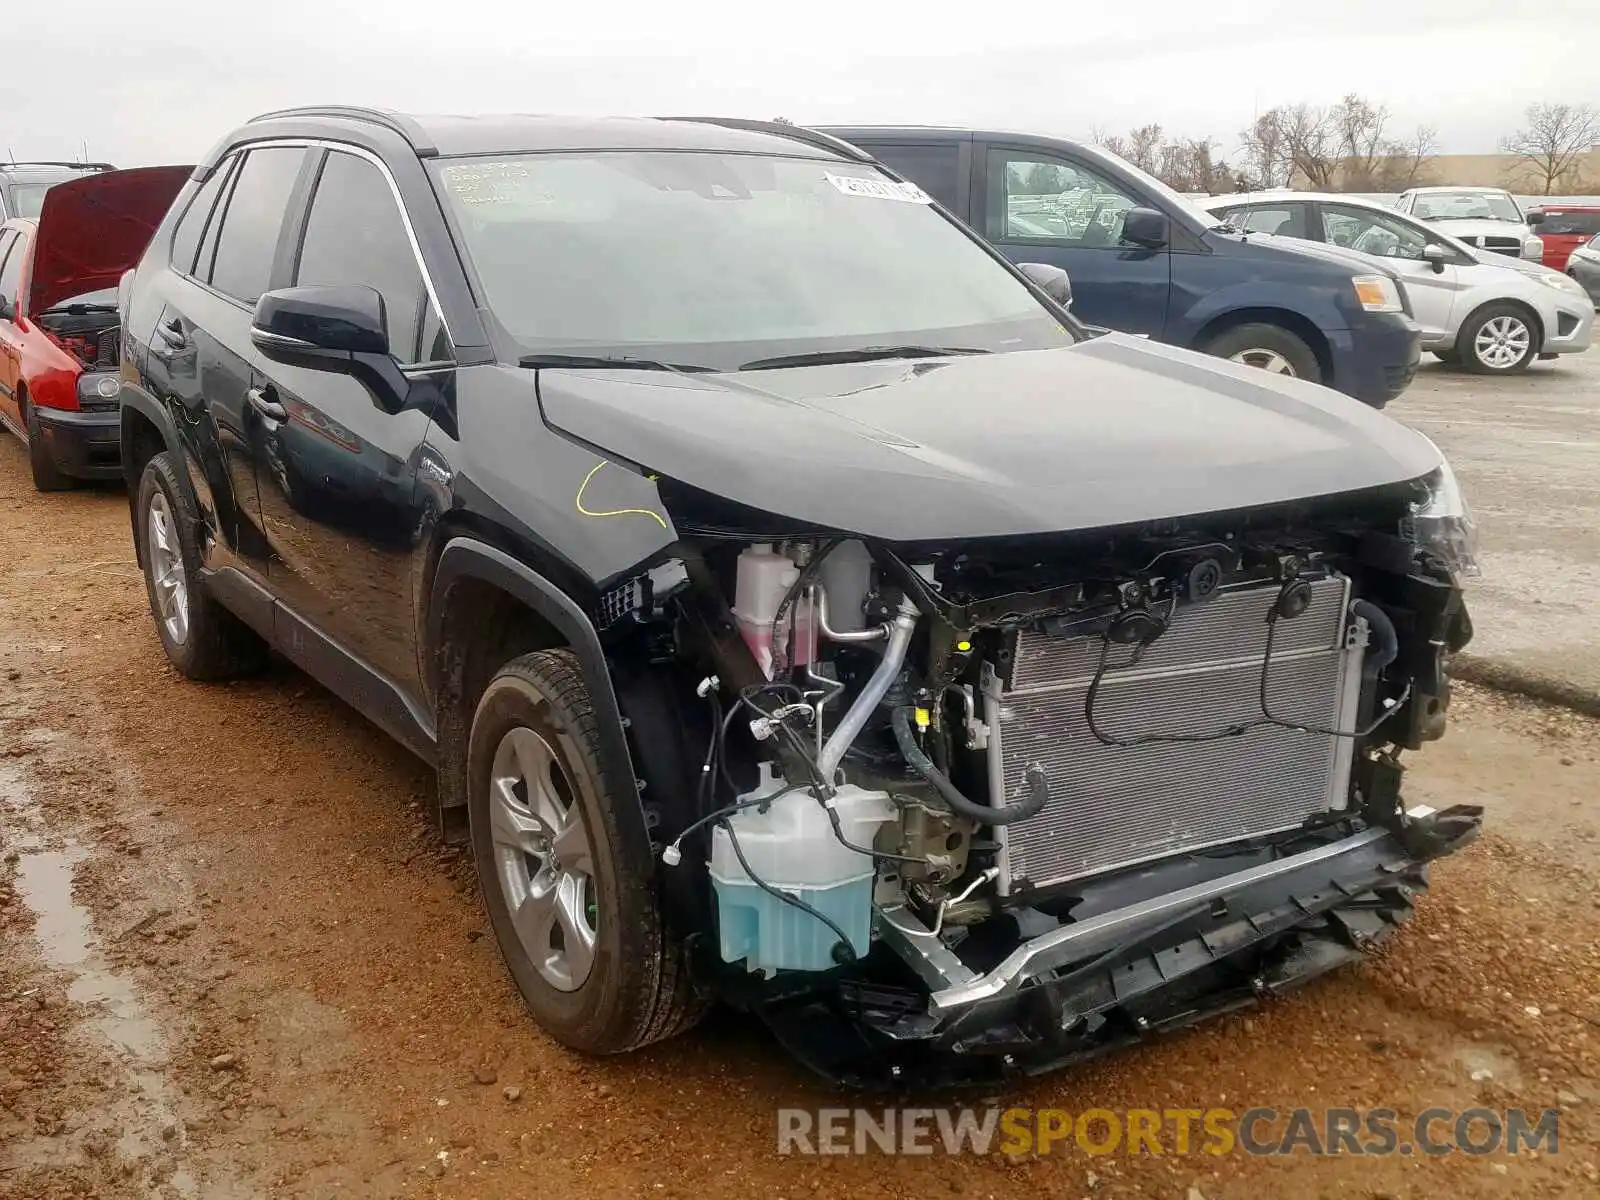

left=622, top=470, right=1481, bottom=1089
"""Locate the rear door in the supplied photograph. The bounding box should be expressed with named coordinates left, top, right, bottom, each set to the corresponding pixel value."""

left=974, top=142, right=1171, bottom=336
left=248, top=145, right=449, bottom=696
left=0, top=230, right=22, bottom=430
left=146, top=146, right=309, bottom=572
left=1313, top=202, right=1468, bottom=345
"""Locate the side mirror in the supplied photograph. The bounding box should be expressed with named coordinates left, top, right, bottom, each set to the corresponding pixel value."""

left=1017, top=262, right=1072, bottom=308
left=1422, top=243, right=1451, bottom=274
left=1526, top=209, right=1545, bottom=227
left=252, top=284, right=389, bottom=357
left=1119, top=206, right=1170, bottom=250
left=251, top=284, right=407, bottom=413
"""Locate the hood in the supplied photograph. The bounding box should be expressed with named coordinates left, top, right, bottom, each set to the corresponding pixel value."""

left=29, top=165, right=192, bottom=314
left=1421, top=216, right=1530, bottom=242
left=537, top=336, right=1442, bottom=542
left=1210, top=229, right=1401, bottom=280
left=1473, top=249, right=1563, bottom=279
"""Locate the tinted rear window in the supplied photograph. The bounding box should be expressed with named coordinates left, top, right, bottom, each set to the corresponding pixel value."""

left=1539, top=212, right=1600, bottom=236
left=858, top=143, right=963, bottom=211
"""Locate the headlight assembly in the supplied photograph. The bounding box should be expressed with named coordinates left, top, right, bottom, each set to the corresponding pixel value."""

left=1532, top=270, right=1587, bottom=296
left=1403, top=448, right=1479, bottom=579
left=1352, top=274, right=1404, bottom=313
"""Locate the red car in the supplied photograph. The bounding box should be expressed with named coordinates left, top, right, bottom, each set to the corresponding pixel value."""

left=0, top=166, right=190, bottom=489
left=1528, top=205, right=1600, bottom=271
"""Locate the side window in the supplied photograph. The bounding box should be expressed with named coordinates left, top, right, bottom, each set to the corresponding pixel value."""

left=1321, top=206, right=1429, bottom=261
left=866, top=143, right=963, bottom=211
left=207, top=147, right=306, bottom=303
left=293, top=150, right=448, bottom=364
left=170, top=157, right=236, bottom=277
left=1233, top=205, right=1309, bottom=238
left=0, top=231, right=24, bottom=313
left=986, top=150, right=1139, bottom=248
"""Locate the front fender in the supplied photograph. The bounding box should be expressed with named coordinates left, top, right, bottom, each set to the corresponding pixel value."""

left=426, top=537, right=641, bottom=834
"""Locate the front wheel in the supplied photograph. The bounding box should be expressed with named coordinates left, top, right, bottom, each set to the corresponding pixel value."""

left=24, top=402, right=73, bottom=492
left=1201, top=323, right=1322, bottom=384
left=467, top=649, right=705, bottom=1054
left=1458, top=304, right=1537, bottom=374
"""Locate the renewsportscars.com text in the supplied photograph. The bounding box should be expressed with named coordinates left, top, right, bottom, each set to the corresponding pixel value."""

left=776, top=1107, right=1560, bottom=1158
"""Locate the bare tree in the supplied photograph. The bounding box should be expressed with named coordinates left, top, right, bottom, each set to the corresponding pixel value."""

left=1281, top=103, right=1341, bottom=189
left=1238, top=111, right=1294, bottom=189
left=1500, top=103, right=1599, bottom=194
left=1374, top=125, right=1438, bottom=190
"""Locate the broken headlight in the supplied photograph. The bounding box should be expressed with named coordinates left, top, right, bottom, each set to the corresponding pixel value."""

left=1404, top=448, right=1479, bottom=579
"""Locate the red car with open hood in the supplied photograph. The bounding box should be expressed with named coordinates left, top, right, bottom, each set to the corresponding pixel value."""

left=0, top=165, right=190, bottom=489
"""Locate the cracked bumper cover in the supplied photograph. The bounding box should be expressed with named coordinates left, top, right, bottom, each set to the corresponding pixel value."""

left=759, top=804, right=1482, bottom=1088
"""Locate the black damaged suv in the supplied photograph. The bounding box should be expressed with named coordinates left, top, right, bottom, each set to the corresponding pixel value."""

left=119, top=107, right=1479, bottom=1087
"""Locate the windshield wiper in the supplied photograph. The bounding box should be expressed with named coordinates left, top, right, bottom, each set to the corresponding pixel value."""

left=738, top=345, right=990, bottom=371
left=517, top=353, right=715, bottom=373
left=37, top=302, right=118, bottom=316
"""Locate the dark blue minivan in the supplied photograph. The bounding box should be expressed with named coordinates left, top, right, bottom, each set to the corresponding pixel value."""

left=823, top=127, right=1422, bottom=407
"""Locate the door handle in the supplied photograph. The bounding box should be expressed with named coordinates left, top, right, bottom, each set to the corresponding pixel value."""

left=247, top=386, right=287, bottom=422
left=156, top=318, right=188, bottom=350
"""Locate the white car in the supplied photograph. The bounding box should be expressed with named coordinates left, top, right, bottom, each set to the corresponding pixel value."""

left=1394, top=186, right=1543, bottom=261
left=1201, top=192, right=1594, bottom=374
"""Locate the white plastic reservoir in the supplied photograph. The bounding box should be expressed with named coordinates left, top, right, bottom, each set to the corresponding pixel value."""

left=709, top=766, right=895, bottom=976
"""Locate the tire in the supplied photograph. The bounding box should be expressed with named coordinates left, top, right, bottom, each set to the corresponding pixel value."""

left=24, top=400, right=73, bottom=493
left=468, top=649, right=705, bottom=1054
left=134, top=452, right=267, bottom=680
left=1457, top=303, right=1537, bottom=374
left=1201, top=323, right=1322, bottom=384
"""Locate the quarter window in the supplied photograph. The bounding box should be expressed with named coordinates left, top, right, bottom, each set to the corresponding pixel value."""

left=987, top=151, right=1139, bottom=247
left=170, top=156, right=236, bottom=277
left=294, top=151, right=447, bottom=364
left=207, top=147, right=305, bottom=303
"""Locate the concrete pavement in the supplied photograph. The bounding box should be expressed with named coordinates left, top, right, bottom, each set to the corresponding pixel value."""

left=1387, top=346, right=1600, bottom=701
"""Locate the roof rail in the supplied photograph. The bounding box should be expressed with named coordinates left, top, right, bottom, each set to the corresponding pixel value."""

left=248, top=105, right=438, bottom=157
left=660, top=117, right=874, bottom=163
left=0, top=160, right=116, bottom=172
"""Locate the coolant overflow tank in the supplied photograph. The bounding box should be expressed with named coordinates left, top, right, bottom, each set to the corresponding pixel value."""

left=709, top=766, right=895, bottom=976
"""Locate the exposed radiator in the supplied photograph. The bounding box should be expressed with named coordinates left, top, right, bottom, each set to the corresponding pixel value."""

left=990, top=575, right=1365, bottom=893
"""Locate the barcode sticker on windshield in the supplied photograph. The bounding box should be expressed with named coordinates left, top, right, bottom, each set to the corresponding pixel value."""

left=825, top=173, right=931, bottom=203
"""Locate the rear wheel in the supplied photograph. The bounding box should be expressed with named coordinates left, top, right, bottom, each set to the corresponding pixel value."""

left=134, top=452, right=266, bottom=679
left=1458, top=303, right=1537, bottom=374
left=467, top=649, right=705, bottom=1053
left=24, top=401, right=73, bottom=492
left=1202, top=323, right=1322, bottom=384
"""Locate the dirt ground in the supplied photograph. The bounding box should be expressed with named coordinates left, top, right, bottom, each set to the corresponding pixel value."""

left=1, top=435, right=1597, bottom=1200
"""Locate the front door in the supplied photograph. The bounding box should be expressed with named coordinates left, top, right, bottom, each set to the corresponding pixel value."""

left=249, top=146, right=451, bottom=696
left=976, top=144, right=1171, bottom=337
left=1314, top=203, right=1469, bottom=346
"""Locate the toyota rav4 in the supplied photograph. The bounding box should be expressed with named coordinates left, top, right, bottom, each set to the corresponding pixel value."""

left=117, top=108, right=1480, bottom=1088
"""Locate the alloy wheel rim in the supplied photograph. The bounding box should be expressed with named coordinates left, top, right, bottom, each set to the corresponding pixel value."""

left=1229, top=348, right=1297, bottom=376
left=146, top=493, right=190, bottom=645
left=1474, top=315, right=1531, bottom=369
left=489, top=725, right=598, bottom=992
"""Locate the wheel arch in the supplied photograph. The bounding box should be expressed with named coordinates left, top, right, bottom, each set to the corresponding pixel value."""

left=1193, top=307, right=1334, bottom=381
left=1457, top=296, right=1545, bottom=353
left=426, top=536, right=639, bottom=844
left=119, top=386, right=186, bottom=558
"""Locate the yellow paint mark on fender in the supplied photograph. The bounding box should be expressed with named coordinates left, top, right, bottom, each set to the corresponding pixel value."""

left=575, top=460, right=669, bottom=530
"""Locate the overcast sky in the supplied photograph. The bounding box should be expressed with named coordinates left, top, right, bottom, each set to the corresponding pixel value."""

left=7, top=0, right=1600, bottom=167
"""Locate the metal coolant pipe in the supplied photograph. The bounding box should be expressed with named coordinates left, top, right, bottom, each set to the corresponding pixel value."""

left=817, top=595, right=921, bottom=780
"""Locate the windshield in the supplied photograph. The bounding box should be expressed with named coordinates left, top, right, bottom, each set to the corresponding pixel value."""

left=1537, top=211, right=1600, bottom=237
left=9, top=183, right=56, bottom=219
left=1412, top=191, right=1524, bottom=223
left=432, top=151, right=1073, bottom=369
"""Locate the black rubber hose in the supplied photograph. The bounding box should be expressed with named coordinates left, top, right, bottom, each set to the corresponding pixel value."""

left=890, top=706, right=1048, bottom=826
left=1351, top=599, right=1399, bottom=678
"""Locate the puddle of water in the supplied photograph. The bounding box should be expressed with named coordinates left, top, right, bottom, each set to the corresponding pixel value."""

left=5, top=764, right=197, bottom=1195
